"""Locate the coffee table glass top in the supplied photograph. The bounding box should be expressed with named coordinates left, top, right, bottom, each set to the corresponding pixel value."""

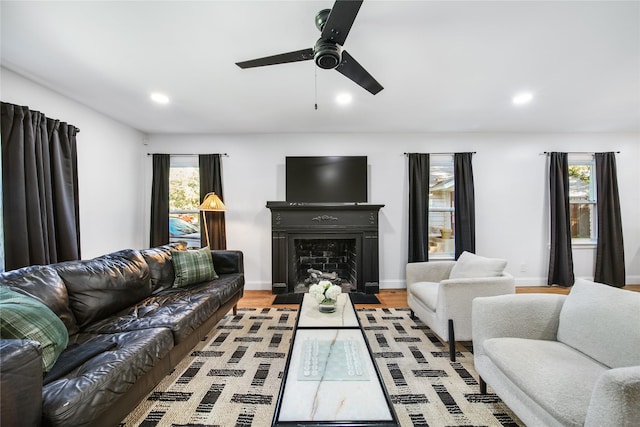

left=297, top=293, right=359, bottom=328
left=275, top=328, right=395, bottom=424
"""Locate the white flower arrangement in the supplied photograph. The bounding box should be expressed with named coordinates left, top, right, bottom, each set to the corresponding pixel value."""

left=309, top=280, right=342, bottom=304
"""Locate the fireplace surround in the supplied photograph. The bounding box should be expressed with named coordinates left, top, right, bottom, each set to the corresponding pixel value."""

left=266, top=202, right=384, bottom=294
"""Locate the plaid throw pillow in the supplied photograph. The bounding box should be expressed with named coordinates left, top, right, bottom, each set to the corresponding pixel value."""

left=0, top=287, right=69, bottom=372
left=171, top=247, right=218, bottom=287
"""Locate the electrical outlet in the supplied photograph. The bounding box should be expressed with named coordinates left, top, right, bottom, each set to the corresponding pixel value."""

left=520, top=263, right=528, bottom=273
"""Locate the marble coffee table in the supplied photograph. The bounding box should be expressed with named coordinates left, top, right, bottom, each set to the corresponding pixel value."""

left=272, top=293, right=399, bottom=426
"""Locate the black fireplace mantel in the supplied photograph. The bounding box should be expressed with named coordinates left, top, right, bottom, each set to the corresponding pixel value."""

left=266, top=202, right=384, bottom=294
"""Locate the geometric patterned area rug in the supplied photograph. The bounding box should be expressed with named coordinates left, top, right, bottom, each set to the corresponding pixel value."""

left=121, top=307, right=523, bottom=427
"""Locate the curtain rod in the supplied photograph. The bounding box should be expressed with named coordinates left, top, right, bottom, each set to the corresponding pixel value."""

left=542, top=151, right=620, bottom=155
left=146, top=153, right=228, bottom=157
left=403, top=152, right=476, bottom=155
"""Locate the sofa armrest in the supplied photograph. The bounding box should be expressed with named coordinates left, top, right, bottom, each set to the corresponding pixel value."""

left=585, top=366, right=640, bottom=427
left=1, top=339, right=43, bottom=427
left=472, top=293, right=566, bottom=358
left=211, top=250, right=244, bottom=275
left=406, top=261, right=455, bottom=287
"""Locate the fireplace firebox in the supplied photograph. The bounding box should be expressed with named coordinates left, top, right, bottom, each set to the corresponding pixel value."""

left=292, top=236, right=359, bottom=293
left=267, top=202, right=384, bottom=294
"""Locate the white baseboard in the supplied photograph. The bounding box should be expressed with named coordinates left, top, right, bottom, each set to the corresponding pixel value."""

left=244, top=281, right=273, bottom=291
left=379, top=280, right=405, bottom=289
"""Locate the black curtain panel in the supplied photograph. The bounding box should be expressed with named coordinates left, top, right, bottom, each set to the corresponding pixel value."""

left=548, top=152, right=574, bottom=287
left=594, top=152, right=625, bottom=287
left=1, top=102, right=80, bottom=270
left=199, top=154, right=226, bottom=250
left=408, top=153, right=430, bottom=262
left=150, top=154, right=170, bottom=247
left=454, top=152, right=476, bottom=258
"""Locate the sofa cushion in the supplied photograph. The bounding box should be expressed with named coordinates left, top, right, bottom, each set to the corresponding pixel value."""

left=449, top=251, right=507, bottom=279
left=173, top=273, right=245, bottom=306
left=408, top=281, right=440, bottom=311
left=484, top=337, right=607, bottom=427
left=83, top=285, right=223, bottom=343
left=172, top=247, right=218, bottom=287
left=211, top=250, right=244, bottom=275
left=140, top=243, right=186, bottom=293
left=557, top=279, right=640, bottom=369
left=41, top=328, right=173, bottom=426
left=53, top=249, right=152, bottom=328
left=0, top=287, right=69, bottom=372
left=43, top=340, right=117, bottom=385
left=0, top=265, right=79, bottom=335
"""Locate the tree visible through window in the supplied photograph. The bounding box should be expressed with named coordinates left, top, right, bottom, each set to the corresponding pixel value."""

left=429, top=154, right=455, bottom=258
left=169, top=156, right=200, bottom=248
left=568, top=155, right=596, bottom=241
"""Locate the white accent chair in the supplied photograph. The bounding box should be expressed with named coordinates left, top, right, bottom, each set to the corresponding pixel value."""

left=406, top=251, right=515, bottom=361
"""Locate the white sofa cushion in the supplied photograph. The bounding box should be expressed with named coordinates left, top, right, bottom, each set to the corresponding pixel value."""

left=449, top=251, right=507, bottom=279
left=484, top=337, right=608, bottom=427
left=557, top=279, right=640, bottom=369
left=408, top=281, right=439, bottom=311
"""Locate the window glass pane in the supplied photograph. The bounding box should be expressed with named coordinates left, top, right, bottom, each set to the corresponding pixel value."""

left=169, top=158, right=200, bottom=248
left=568, top=165, right=592, bottom=202
left=429, top=161, right=454, bottom=209
left=570, top=203, right=594, bottom=239
left=429, top=211, right=455, bottom=257
left=169, top=166, right=200, bottom=212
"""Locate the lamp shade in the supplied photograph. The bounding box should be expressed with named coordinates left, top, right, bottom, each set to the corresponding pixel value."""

left=199, top=192, right=226, bottom=211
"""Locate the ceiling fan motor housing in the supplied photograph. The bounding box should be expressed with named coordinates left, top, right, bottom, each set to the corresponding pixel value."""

left=314, top=39, right=341, bottom=69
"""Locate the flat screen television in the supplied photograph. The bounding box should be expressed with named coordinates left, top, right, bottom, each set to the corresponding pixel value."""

left=285, top=156, right=367, bottom=203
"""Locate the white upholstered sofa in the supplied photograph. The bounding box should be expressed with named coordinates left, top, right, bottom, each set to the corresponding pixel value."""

left=473, top=279, right=640, bottom=427
left=406, top=251, right=515, bottom=361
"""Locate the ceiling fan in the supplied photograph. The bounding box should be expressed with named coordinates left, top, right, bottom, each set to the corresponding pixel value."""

left=236, top=0, right=383, bottom=95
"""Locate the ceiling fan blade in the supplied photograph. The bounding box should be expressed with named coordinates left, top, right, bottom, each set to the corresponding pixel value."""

left=236, top=48, right=314, bottom=69
left=321, top=0, right=363, bottom=46
left=335, top=50, right=383, bottom=95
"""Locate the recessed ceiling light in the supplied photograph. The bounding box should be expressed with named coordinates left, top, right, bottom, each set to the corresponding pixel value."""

left=150, top=92, right=170, bottom=104
left=336, top=93, right=352, bottom=105
left=512, top=92, right=533, bottom=105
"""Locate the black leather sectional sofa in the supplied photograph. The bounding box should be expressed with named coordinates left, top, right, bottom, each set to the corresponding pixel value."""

left=0, top=244, right=244, bottom=427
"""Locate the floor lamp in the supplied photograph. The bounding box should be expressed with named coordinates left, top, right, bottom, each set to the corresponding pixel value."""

left=198, top=192, right=226, bottom=248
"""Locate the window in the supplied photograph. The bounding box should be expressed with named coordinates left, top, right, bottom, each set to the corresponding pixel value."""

left=429, top=154, right=455, bottom=258
left=169, top=156, right=200, bottom=248
left=568, top=154, right=596, bottom=242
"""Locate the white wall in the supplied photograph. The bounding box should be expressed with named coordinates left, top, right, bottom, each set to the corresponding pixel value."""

left=1, top=67, right=147, bottom=258
left=147, top=133, right=640, bottom=290
left=3, top=68, right=637, bottom=286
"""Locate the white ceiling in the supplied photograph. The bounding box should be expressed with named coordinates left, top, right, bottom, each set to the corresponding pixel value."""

left=2, top=1, right=639, bottom=134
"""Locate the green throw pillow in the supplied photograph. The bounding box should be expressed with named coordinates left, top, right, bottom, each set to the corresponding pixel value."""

left=0, top=287, right=69, bottom=372
left=171, top=247, right=218, bottom=287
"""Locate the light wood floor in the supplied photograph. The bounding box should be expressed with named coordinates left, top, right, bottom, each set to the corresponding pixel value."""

left=238, top=285, right=640, bottom=309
